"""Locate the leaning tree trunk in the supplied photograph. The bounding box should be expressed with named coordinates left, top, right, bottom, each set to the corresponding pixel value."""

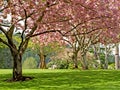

left=81, top=53, right=88, bottom=70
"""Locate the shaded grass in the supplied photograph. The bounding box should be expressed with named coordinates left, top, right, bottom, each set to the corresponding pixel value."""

left=0, top=69, right=120, bottom=90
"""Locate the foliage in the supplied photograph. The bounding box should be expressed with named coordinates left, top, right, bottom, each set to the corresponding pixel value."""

left=0, top=0, right=74, bottom=80
left=0, top=34, right=7, bottom=48
left=47, top=60, right=69, bottom=69
left=108, top=63, right=115, bottom=70
left=0, top=69, right=120, bottom=89
left=0, top=48, right=13, bottom=69
left=68, top=62, right=75, bottom=69
left=33, top=41, right=64, bottom=57
left=88, top=60, right=101, bottom=69
left=89, top=44, right=115, bottom=68
left=22, top=57, right=37, bottom=69
left=22, top=48, right=39, bottom=64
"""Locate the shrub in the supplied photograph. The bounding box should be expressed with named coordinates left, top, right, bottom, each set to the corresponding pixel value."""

left=47, top=59, right=69, bottom=69
left=108, top=63, right=115, bottom=70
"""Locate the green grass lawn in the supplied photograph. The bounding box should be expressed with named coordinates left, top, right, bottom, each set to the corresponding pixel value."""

left=0, top=69, right=120, bottom=90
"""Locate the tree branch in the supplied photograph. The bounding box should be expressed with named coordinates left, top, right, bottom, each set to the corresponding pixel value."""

left=0, top=26, right=7, bottom=34
left=0, top=37, right=9, bottom=47
left=64, top=16, right=111, bottom=35
left=30, top=29, right=64, bottom=37
left=18, top=9, right=28, bottom=52
left=6, top=24, right=15, bottom=39
left=62, top=37, right=73, bottom=48
left=0, top=6, right=8, bottom=12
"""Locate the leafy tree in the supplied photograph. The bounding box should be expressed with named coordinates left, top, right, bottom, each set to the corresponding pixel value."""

left=0, top=0, right=72, bottom=81
left=32, top=37, right=63, bottom=69
left=62, top=0, right=120, bottom=70
left=92, top=43, right=115, bottom=69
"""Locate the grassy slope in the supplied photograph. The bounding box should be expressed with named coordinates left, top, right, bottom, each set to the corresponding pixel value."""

left=0, top=69, right=120, bottom=90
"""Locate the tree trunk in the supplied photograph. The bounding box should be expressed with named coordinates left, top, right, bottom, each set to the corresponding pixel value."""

left=7, top=50, right=34, bottom=82
left=93, top=44, right=103, bottom=69
left=104, top=45, right=108, bottom=69
left=39, top=53, right=46, bottom=69
left=72, top=52, right=78, bottom=69
left=13, top=53, right=22, bottom=81
left=115, top=43, right=119, bottom=69
left=81, top=53, right=88, bottom=70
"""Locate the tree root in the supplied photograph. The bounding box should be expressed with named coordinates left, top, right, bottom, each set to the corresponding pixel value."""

left=5, top=76, right=34, bottom=82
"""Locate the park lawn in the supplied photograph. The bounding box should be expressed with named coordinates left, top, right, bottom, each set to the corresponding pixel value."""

left=0, top=69, right=120, bottom=90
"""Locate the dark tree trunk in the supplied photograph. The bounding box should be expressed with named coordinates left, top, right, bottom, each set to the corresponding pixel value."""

left=13, top=53, right=22, bottom=81
left=6, top=50, right=34, bottom=82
